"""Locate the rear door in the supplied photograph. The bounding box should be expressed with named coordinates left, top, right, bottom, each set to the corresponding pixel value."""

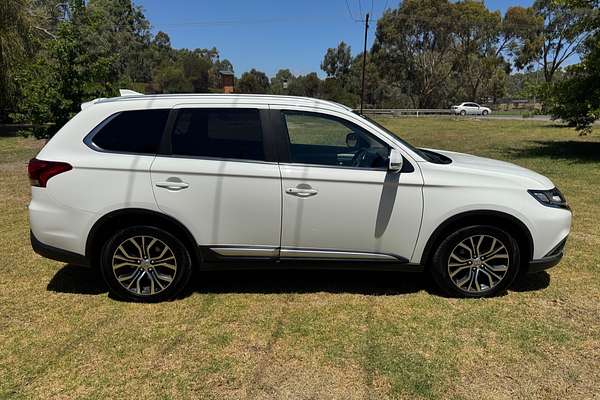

left=150, top=105, right=282, bottom=257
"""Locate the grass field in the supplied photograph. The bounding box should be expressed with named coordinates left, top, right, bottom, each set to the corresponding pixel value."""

left=1, top=117, right=599, bottom=400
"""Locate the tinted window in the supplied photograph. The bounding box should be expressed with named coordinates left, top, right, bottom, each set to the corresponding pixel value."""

left=171, top=108, right=265, bottom=161
left=92, top=110, right=169, bottom=154
left=283, top=111, right=389, bottom=169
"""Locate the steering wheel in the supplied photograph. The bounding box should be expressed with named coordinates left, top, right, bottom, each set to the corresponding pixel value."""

left=351, top=148, right=369, bottom=167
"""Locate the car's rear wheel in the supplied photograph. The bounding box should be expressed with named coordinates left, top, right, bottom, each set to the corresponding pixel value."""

left=460, top=110, right=467, bottom=116
left=430, top=225, right=520, bottom=297
left=99, top=225, right=192, bottom=302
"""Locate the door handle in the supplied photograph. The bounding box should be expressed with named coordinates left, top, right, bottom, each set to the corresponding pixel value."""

left=286, top=187, right=318, bottom=197
left=155, top=181, right=189, bottom=191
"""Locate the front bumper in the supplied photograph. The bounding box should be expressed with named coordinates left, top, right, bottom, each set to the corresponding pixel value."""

left=527, top=237, right=567, bottom=273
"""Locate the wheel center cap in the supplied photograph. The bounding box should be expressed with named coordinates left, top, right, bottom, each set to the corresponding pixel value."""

left=140, top=259, right=152, bottom=270
left=472, top=258, right=483, bottom=268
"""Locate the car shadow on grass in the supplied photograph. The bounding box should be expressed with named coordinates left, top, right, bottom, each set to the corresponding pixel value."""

left=505, top=140, right=600, bottom=163
left=46, top=264, right=107, bottom=295
left=46, top=264, right=550, bottom=298
left=194, top=269, right=436, bottom=296
left=46, top=264, right=436, bottom=297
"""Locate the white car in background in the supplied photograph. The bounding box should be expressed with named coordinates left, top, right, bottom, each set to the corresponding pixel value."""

left=452, top=102, right=492, bottom=116
left=28, top=92, right=570, bottom=302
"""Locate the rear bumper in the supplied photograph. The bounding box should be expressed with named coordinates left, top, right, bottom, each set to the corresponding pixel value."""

left=526, top=237, right=567, bottom=274
left=30, top=231, right=90, bottom=267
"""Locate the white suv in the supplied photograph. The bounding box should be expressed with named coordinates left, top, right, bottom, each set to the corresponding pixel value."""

left=452, top=102, right=492, bottom=116
left=28, top=93, right=571, bottom=301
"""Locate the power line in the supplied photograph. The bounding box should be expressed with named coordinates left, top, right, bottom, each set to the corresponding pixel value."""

left=345, top=0, right=361, bottom=22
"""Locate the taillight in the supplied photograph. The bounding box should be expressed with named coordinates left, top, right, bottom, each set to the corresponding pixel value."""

left=28, top=158, right=72, bottom=187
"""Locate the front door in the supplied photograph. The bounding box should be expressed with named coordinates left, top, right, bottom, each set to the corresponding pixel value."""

left=151, top=106, right=281, bottom=256
left=275, top=109, right=423, bottom=262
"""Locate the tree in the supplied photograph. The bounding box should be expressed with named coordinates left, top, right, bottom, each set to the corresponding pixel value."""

left=321, top=41, right=352, bottom=80
left=452, top=1, right=507, bottom=102
left=238, top=68, right=270, bottom=94
left=85, top=0, right=154, bottom=83
left=13, top=7, right=118, bottom=138
left=512, top=0, right=595, bottom=83
left=372, top=0, right=455, bottom=108
left=548, top=0, right=600, bottom=133
left=270, top=69, right=295, bottom=95
left=182, top=50, right=212, bottom=92
left=0, top=0, right=56, bottom=121
left=152, top=63, right=193, bottom=93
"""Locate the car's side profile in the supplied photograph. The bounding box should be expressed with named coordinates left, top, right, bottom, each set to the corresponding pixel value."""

left=452, top=102, right=492, bottom=116
left=29, top=93, right=570, bottom=302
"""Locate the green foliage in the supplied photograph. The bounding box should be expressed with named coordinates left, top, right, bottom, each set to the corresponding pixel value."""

left=4, top=0, right=598, bottom=136
left=0, top=0, right=41, bottom=122
left=270, top=69, right=295, bottom=95
left=549, top=37, right=600, bottom=134
left=321, top=41, right=352, bottom=80
left=371, top=0, right=514, bottom=108
left=238, top=68, right=270, bottom=94
left=7, top=0, right=237, bottom=137
left=511, top=0, right=595, bottom=83
left=12, top=13, right=118, bottom=138
left=151, top=63, right=194, bottom=94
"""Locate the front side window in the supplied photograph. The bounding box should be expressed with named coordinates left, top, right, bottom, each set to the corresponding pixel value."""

left=91, top=109, right=170, bottom=154
left=282, top=111, right=389, bottom=169
left=171, top=108, right=265, bottom=161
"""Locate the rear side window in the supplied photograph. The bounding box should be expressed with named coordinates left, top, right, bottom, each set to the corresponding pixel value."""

left=91, top=109, right=170, bottom=154
left=171, top=108, right=265, bottom=161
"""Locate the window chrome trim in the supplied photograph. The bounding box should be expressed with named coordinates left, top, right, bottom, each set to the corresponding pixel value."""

left=153, top=153, right=279, bottom=165
left=278, top=162, right=389, bottom=172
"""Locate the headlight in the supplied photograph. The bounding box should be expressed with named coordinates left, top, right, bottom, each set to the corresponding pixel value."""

left=528, top=187, right=569, bottom=209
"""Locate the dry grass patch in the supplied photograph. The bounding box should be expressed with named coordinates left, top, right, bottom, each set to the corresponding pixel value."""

left=1, top=119, right=599, bottom=399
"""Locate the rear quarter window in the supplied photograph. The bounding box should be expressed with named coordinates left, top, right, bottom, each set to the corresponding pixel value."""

left=90, top=109, right=170, bottom=154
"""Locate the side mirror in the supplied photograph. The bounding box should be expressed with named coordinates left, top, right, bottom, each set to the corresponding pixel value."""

left=346, top=132, right=358, bottom=148
left=389, top=149, right=403, bottom=172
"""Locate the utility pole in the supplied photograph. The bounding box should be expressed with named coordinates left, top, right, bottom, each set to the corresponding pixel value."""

left=360, top=13, right=370, bottom=115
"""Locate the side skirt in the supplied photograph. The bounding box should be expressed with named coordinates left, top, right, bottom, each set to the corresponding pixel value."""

left=199, top=246, right=423, bottom=272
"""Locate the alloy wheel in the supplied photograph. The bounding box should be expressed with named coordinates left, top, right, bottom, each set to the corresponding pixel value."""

left=447, top=234, right=509, bottom=293
left=111, top=235, right=177, bottom=296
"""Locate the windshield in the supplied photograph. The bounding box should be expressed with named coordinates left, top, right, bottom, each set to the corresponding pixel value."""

left=356, top=113, right=434, bottom=162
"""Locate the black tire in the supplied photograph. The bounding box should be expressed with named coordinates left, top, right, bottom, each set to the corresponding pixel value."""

left=99, top=225, right=193, bottom=302
left=460, top=110, right=467, bottom=116
left=482, top=110, right=489, bottom=116
left=429, top=225, right=520, bottom=298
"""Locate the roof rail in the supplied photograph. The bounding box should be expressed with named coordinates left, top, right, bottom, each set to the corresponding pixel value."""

left=119, top=89, right=143, bottom=96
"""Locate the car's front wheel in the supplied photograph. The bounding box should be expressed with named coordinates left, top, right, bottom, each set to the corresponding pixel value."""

left=460, top=110, right=467, bottom=116
left=482, top=110, right=489, bottom=116
left=430, top=225, right=520, bottom=297
left=99, top=225, right=193, bottom=302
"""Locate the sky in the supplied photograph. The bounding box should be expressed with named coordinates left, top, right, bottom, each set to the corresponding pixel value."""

left=137, top=0, right=534, bottom=78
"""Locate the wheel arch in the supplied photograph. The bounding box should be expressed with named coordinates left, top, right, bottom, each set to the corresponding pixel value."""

left=85, top=208, right=201, bottom=268
left=419, top=210, right=534, bottom=267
